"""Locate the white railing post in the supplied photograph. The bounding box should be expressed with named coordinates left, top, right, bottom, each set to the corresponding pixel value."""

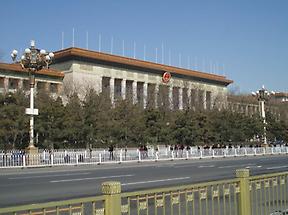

left=271, top=147, right=274, bottom=155
left=155, top=151, right=159, bottom=161
left=212, top=149, right=215, bottom=158
left=244, top=148, right=247, bottom=156
left=224, top=149, right=227, bottom=158
left=119, top=149, right=123, bottom=163
left=234, top=148, right=237, bottom=157
left=200, top=150, right=203, bottom=159
left=51, top=154, right=54, bottom=166
left=22, top=155, right=26, bottom=167
left=186, top=150, right=189, bottom=160
left=99, top=153, right=102, bottom=164
left=84, top=150, right=87, bottom=159
left=286, top=147, right=288, bottom=154
left=171, top=151, right=174, bottom=160
left=254, top=148, right=257, bottom=156
left=138, top=151, right=141, bottom=162
left=263, top=147, right=266, bottom=155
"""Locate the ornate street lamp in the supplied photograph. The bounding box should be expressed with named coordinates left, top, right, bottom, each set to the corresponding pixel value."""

left=11, top=40, right=54, bottom=152
left=252, top=85, right=275, bottom=146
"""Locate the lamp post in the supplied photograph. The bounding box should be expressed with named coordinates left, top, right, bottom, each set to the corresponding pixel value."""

left=11, top=40, right=54, bottom=152
left=252, top=85, right=275, bottom=146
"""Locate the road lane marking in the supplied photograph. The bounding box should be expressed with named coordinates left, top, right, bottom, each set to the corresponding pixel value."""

left=9, top=172, right=91, bottom=180
left=122, top=177, right=190, bottom=186
left=245, top=166, right=262, bottom=169
left=266, top=166, right=288, bottom=170
left=218, top=163, right=256, bottom=169
left=198, top=165, right=215, bottom=168
left=50, top=174, right=134, bottom=183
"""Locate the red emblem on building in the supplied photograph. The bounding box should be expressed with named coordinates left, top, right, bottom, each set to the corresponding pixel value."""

left=162, top=72, right=171, bottom=83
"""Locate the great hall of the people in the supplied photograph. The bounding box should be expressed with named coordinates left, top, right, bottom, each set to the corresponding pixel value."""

left=0, top=47, right=285, bottom=114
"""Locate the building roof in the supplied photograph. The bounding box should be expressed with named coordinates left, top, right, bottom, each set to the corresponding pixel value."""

left=54, top=47, right=233, bottom=86
left=0, top=62, right=65, bottom=78
left=274, top=92, right=288, bottom=98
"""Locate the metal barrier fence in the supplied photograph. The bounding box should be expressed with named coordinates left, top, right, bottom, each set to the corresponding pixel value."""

left=1, top=146, right=288, bottom=168
left=0, top=169, right=288, bottom=215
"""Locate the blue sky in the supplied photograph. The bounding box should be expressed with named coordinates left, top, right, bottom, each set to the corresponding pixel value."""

left=1, top=0, right=287, bottom=93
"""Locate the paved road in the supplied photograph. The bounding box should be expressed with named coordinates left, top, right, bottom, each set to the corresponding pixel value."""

left=0, top=155, right=287, bottom=208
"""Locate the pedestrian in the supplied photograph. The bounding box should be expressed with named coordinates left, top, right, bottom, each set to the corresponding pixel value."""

left=89, top=144, right=93, bottom=159
left=124, top=145, right=128, bottom=160
left=108, top=145, right=114, bottom=160
left=180, top=144, right=185, bottom=157
left=174, top=144, right=179, bottom=157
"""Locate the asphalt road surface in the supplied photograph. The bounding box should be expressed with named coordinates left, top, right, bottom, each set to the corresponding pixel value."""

left=0, top=155, right=288, bottom=208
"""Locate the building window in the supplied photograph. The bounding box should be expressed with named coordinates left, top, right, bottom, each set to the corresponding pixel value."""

left=101, top=77, right=110, bottom=97
left=137, top=82, right=144, bottom=107
left=23, top=80, right=30, bottom=90
left=50, top=83, right=58, bottom=93
left=37, top=82, right=46, bottom=91
left=190, top=89, right=197, bottom=109
left=0, top=77, right=4, bottom=89
left=9, top=79, right=18, bottom=90
left=114, top=79, right=122, bottom=101
left=147, top=84, right=155, bottom=109
left=173, top=87, right=179, bottom=110
left=126, top=80, right=133, bottom=102
left=158, top=85, right=169, bottom=108
left=182, top=88, right=188, bottom=109
left=206, top=91, right=212, bottom=110
left=198, top=90, right=205, bottom=110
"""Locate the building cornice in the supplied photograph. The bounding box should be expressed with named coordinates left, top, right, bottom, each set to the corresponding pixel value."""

left=53, top=47, right=233, bottom=86
left=0, top=62, right=65, bottom=79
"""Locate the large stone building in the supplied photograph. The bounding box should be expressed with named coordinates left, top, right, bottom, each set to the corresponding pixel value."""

left=51, top=47, right=233, bottom=110
left=0, top=47, right=233, bottom=110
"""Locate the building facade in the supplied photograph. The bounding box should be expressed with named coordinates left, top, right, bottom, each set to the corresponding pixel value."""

left=273, top=92, right=288, bottom=103
left=0, top=63, right=64, bottom=95
left=52, top=47, right=233, bottom=110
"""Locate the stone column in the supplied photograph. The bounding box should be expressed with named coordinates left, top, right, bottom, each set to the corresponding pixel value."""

left=110, top=78, right=115, bottom=106
left=132, top=81, right=137, bottom=104
left=179, top=88, right=183, bottom=110
left=121, top=79, right=126, bottom=100
left=245, top=105, right=249, bottom=116
left=231, top=103, right=234, bottom=112
left=18, top=79, right=23, bottom=90
left=143, top=82, right=148, bottom=109
left=195, top=89, right=199, bottom=110
left=169, top=86, right=173, bottom=110
left=57, top=84, right=64, bottom=94
left=155, top=84, right=159, bottom=108
left=203, top=90, right=207, bottom=110
left=98, top=76, right=103, bottom=94
left=4, top=77, right=9, bottom=93
left=45, top=83, right=50, bottom=92
left=187, top=88, right=191, bottom=109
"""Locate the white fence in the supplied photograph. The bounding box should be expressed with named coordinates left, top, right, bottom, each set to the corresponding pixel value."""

left=0, top=146, right=287, bottom=168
